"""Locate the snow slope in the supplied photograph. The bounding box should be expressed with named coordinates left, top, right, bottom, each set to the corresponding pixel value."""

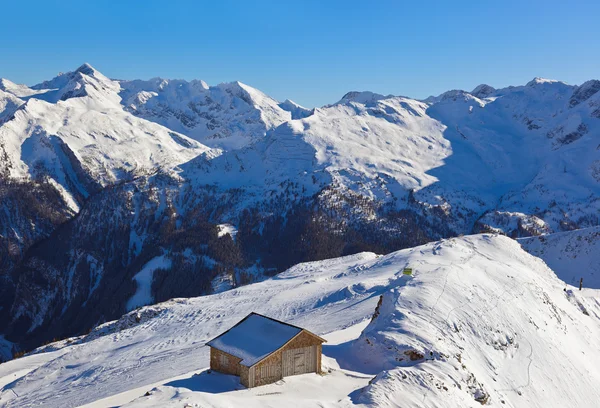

left=520, top=226, right=600, bottom=288
left=417, top=78, right=600, bottom=234
left=1, top=234, right=599, bottom=407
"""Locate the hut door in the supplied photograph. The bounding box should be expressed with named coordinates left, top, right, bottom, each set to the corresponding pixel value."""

left=294, top=353, right=306, bottom=373
left=283, top=346, right=316, bottom=376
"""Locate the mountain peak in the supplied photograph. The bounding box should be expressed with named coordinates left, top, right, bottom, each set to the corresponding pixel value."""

left=31, top=63, right=109, bottom=92
left=0, top=78, right=16, bottom=90
left=526, top=77, right=563, bottom=87
left=337, top=91, right=388, bottom=105
left=75, top=63, right=97, bottom=76
left=471, top=84, right=496, bottom=98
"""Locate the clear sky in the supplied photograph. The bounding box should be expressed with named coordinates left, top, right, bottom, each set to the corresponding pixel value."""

left=1, top=0, right=599, bottom=107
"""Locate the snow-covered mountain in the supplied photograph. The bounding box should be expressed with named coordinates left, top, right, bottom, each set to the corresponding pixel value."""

left=171, top=76, right=600, bottom=239
left=1, top=65, right=599, bottom=368
left=119, top=78, right=293, bottom=150
left=180, top=94, right=449, bottom=206
left=0, top=65, right=212, bottom=340
left=3, top=65, right=598, bottom=234
left=1, top=234, right=599, bottom=407
left=0, top=64, right=208, bottom=206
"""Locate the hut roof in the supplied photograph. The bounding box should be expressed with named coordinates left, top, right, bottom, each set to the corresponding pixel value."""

left=206, top=312, right=324, bottom=367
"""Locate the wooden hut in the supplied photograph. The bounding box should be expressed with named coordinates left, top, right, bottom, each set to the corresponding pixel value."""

left=206, top=312, right=326, bottom=388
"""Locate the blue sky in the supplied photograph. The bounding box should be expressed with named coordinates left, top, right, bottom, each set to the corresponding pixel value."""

left=1, top=0, right=599, bottom=107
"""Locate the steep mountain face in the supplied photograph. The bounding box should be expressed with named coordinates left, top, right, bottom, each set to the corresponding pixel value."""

left=0, top=90, right=23, bottom=125
left=119, top=78, right=293, bottom=149
left=0, top=66, right=598, bottom=359
left=2, top=235, right=599, bottom=407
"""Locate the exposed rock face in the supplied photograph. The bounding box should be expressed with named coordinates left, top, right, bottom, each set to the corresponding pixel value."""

left=570, top=80, right=600, bottom=107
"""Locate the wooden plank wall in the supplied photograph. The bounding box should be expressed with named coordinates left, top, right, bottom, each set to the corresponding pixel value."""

left=210, top=347, right=242, bottom=376
left=282, top=345, right=317, bottom=376
left=249, top=330, right=323, bottom=387
left=240, top=365, right=251, bottom=387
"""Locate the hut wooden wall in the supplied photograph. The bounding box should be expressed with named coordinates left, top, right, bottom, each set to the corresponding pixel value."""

left=282, top=345, right=317, bottom=376
left=210, top=347, right=242, bottom=376
left=240, top=365, right=251, bottom=388
left=248, top=330, right=324, bottom=387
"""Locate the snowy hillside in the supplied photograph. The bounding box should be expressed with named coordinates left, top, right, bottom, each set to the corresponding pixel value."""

left=520, top=226, right=600, bottom=288
left=1, top=234, right=599, bottom=407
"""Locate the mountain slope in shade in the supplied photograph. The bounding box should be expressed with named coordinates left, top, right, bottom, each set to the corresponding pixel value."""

left=519, top=226, right=600, bottom=289
left=1, top=235, right=599, bottom=407
left=0, top=90, right=23, bottom=125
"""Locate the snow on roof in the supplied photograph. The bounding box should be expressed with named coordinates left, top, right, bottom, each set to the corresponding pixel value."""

left=206, top=313, right=305, bottom=366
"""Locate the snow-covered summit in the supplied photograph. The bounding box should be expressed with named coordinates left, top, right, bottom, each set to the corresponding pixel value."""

left=525, top=77, right=566, bottom=87
left=26, top=63, right=120, bottom=104
left=336, top=90, right=390, bottom=105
